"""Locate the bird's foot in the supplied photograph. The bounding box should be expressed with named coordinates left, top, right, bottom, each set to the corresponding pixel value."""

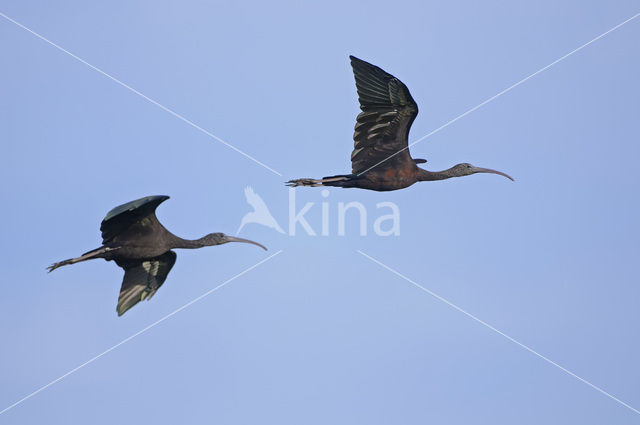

left=285, top=178, right=322, bottom=187
left=46, top=261, right=65, bottom=273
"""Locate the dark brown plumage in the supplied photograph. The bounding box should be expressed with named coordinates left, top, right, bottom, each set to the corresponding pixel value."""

left=286, top=56, right=513, bottom=191
left=48, top=196, right=267, bottom=316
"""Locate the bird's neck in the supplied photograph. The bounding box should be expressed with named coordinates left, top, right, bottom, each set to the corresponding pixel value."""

left=171, top=235, right=207, bottom=249
left=416, top=167, right=457, bottom=181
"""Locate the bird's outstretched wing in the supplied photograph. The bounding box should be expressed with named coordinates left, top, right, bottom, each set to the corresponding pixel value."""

left=115, top=250, right=177, bottom=316
left=349, top=56, right=419, bottom=174
left=100, top=195, right=170, bottom=244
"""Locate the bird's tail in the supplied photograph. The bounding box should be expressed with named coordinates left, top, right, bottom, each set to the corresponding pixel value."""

left=47, top=246, right=118, bottom=273
left=286, top=174, right=355, bottom=188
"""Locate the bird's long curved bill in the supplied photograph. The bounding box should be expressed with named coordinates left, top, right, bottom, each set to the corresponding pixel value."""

left=224, top=235, right=268, bottom=250
left=473, top=167, right=514, bottom=181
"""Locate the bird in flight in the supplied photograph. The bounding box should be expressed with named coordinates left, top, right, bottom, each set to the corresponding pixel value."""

left=48, top=195, right=267, bottom=316
left=287, top=56, right=513, bottom=191
left=237, top=187, right=285, bottom=235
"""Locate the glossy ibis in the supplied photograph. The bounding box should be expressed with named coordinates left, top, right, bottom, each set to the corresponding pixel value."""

left=286, top=56, right=513, bottom=191
left=48, top=195, right=267, bottom=316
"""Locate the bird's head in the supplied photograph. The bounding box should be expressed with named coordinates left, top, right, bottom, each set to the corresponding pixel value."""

left=451, top=163, right=514, bottom=181
left=201, top=233, right=267, bottom=250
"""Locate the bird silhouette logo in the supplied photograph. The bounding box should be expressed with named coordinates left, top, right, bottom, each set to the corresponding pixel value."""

left=237, top=187, right=285, bottom=235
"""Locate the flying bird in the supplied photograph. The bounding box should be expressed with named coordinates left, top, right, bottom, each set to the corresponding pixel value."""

left=48, top=195, right=267, bottom=316
left=237, top=187, right=285, bottom=235
left=286, top=56, right=513, bottom=191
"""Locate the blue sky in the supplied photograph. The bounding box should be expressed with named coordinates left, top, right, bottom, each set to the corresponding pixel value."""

left=1, top=1, right=640, bottom=423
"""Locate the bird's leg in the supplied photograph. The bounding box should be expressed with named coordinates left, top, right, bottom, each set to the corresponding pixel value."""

left=285, top=178, right=323, bottom=187
left=47, top=257, right=81, bottom=272
left=285, top=176, right=350, bottom=187
left=48, top=254, right=95, bottom=272
left=47, top=246, right=119, bottom=272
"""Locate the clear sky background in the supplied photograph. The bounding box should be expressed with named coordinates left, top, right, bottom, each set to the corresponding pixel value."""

left=1, top=1, right=640, bottom=423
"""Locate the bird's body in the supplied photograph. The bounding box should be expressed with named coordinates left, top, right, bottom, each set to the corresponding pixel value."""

left=311, top=167, right=421, bottom=192
left=286, top=56, right=512, bottom=191
left=48, top=195, right=267, bottom=316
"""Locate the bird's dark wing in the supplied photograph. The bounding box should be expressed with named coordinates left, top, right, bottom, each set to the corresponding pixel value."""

left=349, top=56, right=419, bottom=174
left=100, top=195, right=170, bottom=244
left=116, top=251, right=177, bottom=316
